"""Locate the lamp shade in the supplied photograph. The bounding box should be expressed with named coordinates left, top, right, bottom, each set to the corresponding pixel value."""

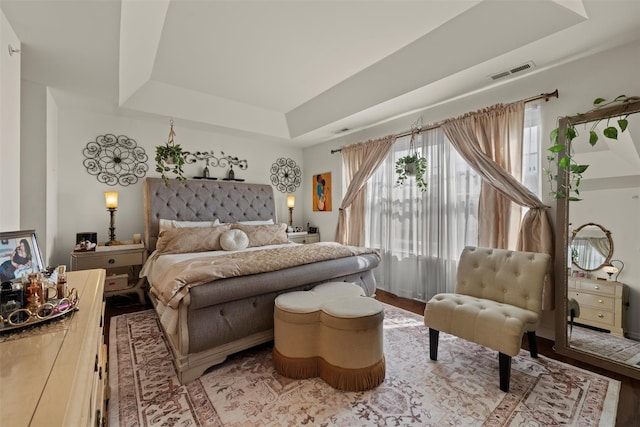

left=287, top=195, right=295, bottom=208
left=602, top=265, right=619, bottom=275
left=104, top=191, right=119, bottom=209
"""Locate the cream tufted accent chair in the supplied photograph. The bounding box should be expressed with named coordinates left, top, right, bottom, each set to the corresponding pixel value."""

left=424, top=246, right=550, bottom=392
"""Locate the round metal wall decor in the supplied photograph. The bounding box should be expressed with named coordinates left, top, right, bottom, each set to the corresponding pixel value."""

left=270, top=157, right=301, bottom=193
left=83, top=134, right=148, bottom=186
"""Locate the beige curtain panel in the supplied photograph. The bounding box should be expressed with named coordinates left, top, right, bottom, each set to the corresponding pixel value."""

left=441, top=101, right=555, bottom=310
left=336, top=135, right=396, bottom=246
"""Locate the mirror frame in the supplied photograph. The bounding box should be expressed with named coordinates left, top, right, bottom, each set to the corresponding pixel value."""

left=571, top=222, right=613, bottom=272
left=554, top=98, right=640, bottom=379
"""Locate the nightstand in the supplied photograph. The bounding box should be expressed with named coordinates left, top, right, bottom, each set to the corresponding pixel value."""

left=287, top=232, right=320, bottom=244
left=70, top=242, right=148, bottom=304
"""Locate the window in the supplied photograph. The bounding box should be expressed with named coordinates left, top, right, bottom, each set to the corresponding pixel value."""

left=364, top=107, right=541, bottom=300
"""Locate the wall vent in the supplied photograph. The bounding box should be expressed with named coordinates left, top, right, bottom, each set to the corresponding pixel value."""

left=490, top=61, right=536, bottom=80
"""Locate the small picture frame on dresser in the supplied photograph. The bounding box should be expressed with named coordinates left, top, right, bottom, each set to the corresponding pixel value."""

left=0, top=230, right=45, bottom=283
left=74, top=232, right=97, bottom=252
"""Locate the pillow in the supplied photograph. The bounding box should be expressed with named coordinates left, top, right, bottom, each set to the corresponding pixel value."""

left=220, top=229, right=249, bottom=251
left=159, top=218, right=221, bottom=232
left=237, top=219, right=274, bottom=225
left=156, top=224, right=232, bottom=254
left=231, top=223, right=289, bottom=247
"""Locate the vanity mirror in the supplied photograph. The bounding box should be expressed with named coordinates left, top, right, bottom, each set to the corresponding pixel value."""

left=570, top=222, right=613, bottom=272
left=555, top=98, right=640, bottom=379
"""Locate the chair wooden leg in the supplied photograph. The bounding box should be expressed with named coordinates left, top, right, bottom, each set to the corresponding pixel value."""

left=499, top=352, right=511, bottom=392
left=429, top=328, right=439, bottom=361
left=527, top=331, right=538, bottom=358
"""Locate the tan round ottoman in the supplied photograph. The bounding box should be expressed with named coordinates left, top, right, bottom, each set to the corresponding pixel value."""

left=273, top=282, right=385, bottom=391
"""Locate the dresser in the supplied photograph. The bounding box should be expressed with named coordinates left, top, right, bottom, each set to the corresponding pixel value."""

left=0, top=269, right=107, bottom=426
left=568, top=276, right=628, bottom=337
left=71, top=242, right=147, bottom=304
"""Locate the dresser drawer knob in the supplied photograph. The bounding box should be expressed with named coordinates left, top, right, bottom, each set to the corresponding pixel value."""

left=598, top=314, right=604, bottom=318
left=108, top=258, right=115, bottom=264
left=594, top=285, right=599, bottom=289
left=598, top=299, right=604, bottom=304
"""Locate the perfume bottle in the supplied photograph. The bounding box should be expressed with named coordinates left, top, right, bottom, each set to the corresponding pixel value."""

left=56, top=265, right=67, bottom=299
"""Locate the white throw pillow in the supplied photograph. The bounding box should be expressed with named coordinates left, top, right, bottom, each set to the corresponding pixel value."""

left=220, top=229, right=250, bottom=251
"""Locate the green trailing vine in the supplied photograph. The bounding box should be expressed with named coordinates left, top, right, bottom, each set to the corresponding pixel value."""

left=155, top=120, right=186, bottom=185
left=395, top=129, right=428, bottom=191
left=396, top=153, right=428, bottom=191
left=545, top=95, right=639, bottom=200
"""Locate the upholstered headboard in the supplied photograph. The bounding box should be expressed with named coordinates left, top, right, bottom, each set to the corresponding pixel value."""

left=143, top=178, right=276, bottom=251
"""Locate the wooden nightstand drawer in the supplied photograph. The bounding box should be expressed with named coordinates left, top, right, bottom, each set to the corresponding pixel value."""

left=72, top=250, right=144, bottom=270
left=288, top=233, right=320, bottom=244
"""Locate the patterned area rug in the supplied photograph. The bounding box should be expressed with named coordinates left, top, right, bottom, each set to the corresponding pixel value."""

left=571, top=324, right=640, bottom=365
left=109, top=306, right=620, bottom=426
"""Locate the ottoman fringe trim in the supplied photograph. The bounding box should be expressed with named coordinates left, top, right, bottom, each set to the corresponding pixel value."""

left=273, top=348, right=385, bottom=392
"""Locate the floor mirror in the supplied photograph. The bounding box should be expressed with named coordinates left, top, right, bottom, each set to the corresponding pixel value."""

left=554, top=98, right=640, bottom=379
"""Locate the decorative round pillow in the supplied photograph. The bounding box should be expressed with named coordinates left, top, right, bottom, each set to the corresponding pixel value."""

left=220, top=229, right=249, bottom=251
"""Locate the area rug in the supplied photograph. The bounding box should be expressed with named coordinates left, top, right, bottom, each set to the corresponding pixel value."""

left=571, top=324, right=640, bottom=366
left=109, top=305, right=620, bottom=426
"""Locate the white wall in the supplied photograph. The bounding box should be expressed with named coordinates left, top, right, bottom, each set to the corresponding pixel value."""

left=303, top=38, right=640, bottom=339
left=45, top=89, right=59, bottom=266
left=0, top=10, right=21, bottom=231
left=52, top=109, right=304, bottom=266
left=20, top=80, right=48, bottom=256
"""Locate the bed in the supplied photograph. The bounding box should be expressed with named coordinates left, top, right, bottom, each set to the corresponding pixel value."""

left=142, top=177, right=380, bottom=383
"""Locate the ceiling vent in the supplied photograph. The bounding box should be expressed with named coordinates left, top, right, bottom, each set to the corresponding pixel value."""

left=490, top=61, right=536, bottom=80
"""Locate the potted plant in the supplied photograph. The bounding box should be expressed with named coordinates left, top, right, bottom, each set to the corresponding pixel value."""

left=155, top=121, right=186, bottom=185
left=395, top=152, right=428, bottom=191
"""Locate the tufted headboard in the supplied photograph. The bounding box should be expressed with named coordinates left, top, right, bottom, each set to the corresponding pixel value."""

left=143, top=178, right=276, bottom=251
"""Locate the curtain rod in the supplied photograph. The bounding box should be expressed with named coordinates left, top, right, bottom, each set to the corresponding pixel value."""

left=330, top=89, right=559, bottom=154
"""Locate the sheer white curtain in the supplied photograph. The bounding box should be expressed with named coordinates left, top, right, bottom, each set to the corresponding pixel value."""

left=365, top=106, right=541, bottom=301
left=365, top=127, right=481, bottom=300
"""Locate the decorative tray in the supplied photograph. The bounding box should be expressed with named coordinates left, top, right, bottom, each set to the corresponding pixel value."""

left=0, top=289, right=79, bottom=334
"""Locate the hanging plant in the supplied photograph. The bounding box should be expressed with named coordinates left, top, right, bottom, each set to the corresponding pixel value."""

left=545, top=95, right=639, bottom=200
left=395, top=128, right=428, bottom=191
left=155, top=120, right=186, bottom=185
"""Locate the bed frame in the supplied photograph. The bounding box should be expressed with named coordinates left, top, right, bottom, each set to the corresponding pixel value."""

left=142, top=177, right=379, bottom=383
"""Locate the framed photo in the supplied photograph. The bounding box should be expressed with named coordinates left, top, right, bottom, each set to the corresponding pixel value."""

left=313, top=172, right=332, bottom=212
left=75, top=232, right=97, bottom=252
left=0, top=230, right=45, bottom=283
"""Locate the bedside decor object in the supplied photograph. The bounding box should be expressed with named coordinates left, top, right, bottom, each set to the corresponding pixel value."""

left=287, top=195, right=295, bottom=226
left=607, top=259, right=625, bottom=281
left=104, top=191, right=120, bottom=245
left=83, top=134, right=148, bottom=186
left=155, top=120, right=186, bottom=185
left=0, top=230, right=45, bottom=284
left=270, top=157, right=301, bottom=193
left=74, top=232, right=97, bottom=252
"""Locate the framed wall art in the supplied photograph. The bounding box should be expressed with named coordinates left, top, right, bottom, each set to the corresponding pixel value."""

left=0, top=230, right=45, bottom=283
left=313, top=172, right=332, bottom=212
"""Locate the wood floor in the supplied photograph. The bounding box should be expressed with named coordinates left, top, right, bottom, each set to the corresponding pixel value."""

left=105, top=290, right=640, bottom=426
